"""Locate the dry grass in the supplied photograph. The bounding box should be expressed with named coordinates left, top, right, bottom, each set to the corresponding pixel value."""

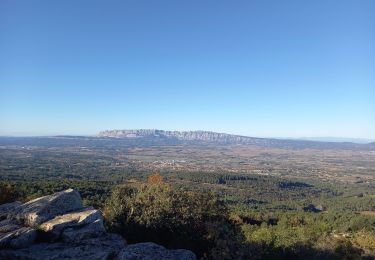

left=360, top=211, right=375, bottom=217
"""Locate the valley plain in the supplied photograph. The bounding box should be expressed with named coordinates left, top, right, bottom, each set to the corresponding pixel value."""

left=1, top=133, right=374, bottom=184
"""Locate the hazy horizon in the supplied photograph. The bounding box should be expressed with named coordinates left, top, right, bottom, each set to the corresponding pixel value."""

left=1, top=128, right=374, bottom=144
left=1, top=1, right=374, bottom=138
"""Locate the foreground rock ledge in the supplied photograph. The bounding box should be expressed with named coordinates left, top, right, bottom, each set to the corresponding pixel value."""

left=0, top=189, right=196, bottom=260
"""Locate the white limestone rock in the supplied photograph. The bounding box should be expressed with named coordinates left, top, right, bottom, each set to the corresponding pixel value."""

left=39, top=207, right=104, bottom=240
left=0, top=227, right=37, bottom=249
left=0, top=233, right=125, bottom=260
left=61, top=218, right=105, bottom=242
left=116, top=242, right=196, bottom=260
left=0, top=218, right=21, bottom=233
left=0, top=201, right=21, bottom=220
left=13, top=189, right=83, bottom=226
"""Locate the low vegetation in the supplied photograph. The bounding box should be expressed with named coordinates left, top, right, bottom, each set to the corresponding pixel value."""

left=2, top=171, right=375, bottom=258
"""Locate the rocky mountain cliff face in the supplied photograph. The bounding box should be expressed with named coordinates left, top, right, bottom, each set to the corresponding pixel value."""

left=0, top=189, right=196, bottom=260
left=98, top=129, right=277, bottom=144
left=98, top=129, right=369, bottom=150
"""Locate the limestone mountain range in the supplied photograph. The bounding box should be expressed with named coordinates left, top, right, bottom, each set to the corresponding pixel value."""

left=98, top=129, right=373, bottom=149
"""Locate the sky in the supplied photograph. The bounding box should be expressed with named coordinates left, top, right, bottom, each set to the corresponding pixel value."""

left=0, top=0, right=374, bottom=138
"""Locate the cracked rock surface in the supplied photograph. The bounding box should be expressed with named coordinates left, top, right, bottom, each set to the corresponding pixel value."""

left=0, top=189, right=196, bottom=260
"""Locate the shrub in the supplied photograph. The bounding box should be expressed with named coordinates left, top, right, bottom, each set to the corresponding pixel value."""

left=104, top=174, right=244, bottom=258
left=0, top=182, right=25, bottom=204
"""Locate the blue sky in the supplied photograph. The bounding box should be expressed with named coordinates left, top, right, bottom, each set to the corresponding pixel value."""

left=0, top=0, right=374, bottom=138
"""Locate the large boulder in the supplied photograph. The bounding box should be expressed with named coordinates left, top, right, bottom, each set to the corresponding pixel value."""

left=61, top=218, right=105, bottom=242
left=0, top=233, right=125, bottom=260
left=0, top=201, right=21, bottom=220
left=116, top=242, right=196, bottom=260
left=0, top=218, right=21, bottom=233
left=39, top=207, right=105, bottom=241
left=0, top=227, right=37, bottom=249
left=13, top=189, right=83, bottom=226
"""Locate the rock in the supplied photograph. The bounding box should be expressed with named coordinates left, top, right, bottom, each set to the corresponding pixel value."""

left=0, top=189, right=196, bottom=260
left=0, top=233, right=125, bottom=260
left=0, top=227, right=37, bottom=249
left=0, top=201, right=21, bottom=220
left=62, top=218, right=105, bottom=242
left=303, top=204, right=324, bottom=213
left=116, top=242, right=196, bottom=260
left=13, top=189, right=83, bottom=226
left=0, top=218, right=21, bottom=233
left=39, top=207, right=104, bottom=241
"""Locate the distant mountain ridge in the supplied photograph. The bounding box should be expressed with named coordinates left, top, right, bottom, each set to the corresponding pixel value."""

left=97, top=129, right=371, bottom=149
left=99, top=129, right=273, bottom=143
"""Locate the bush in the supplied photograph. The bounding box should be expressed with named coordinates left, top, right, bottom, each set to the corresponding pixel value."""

left=0, top=182, right=25, bottom=204
left=104, top=174, right=245, bottom=258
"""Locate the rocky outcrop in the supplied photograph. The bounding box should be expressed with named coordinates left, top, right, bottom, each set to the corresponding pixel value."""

left=13, top=188, right=83, bottom=226
left=39, top=207, right=105, bottom=241
left=116, top=242, right=196, bottom=260
left=0, top=201, right=22, bottom=220
left=0, top=226, right=37, bottom=249
left=0, top=189, right=196, bottom=260
left=1, top=233, right=125, bottom=260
